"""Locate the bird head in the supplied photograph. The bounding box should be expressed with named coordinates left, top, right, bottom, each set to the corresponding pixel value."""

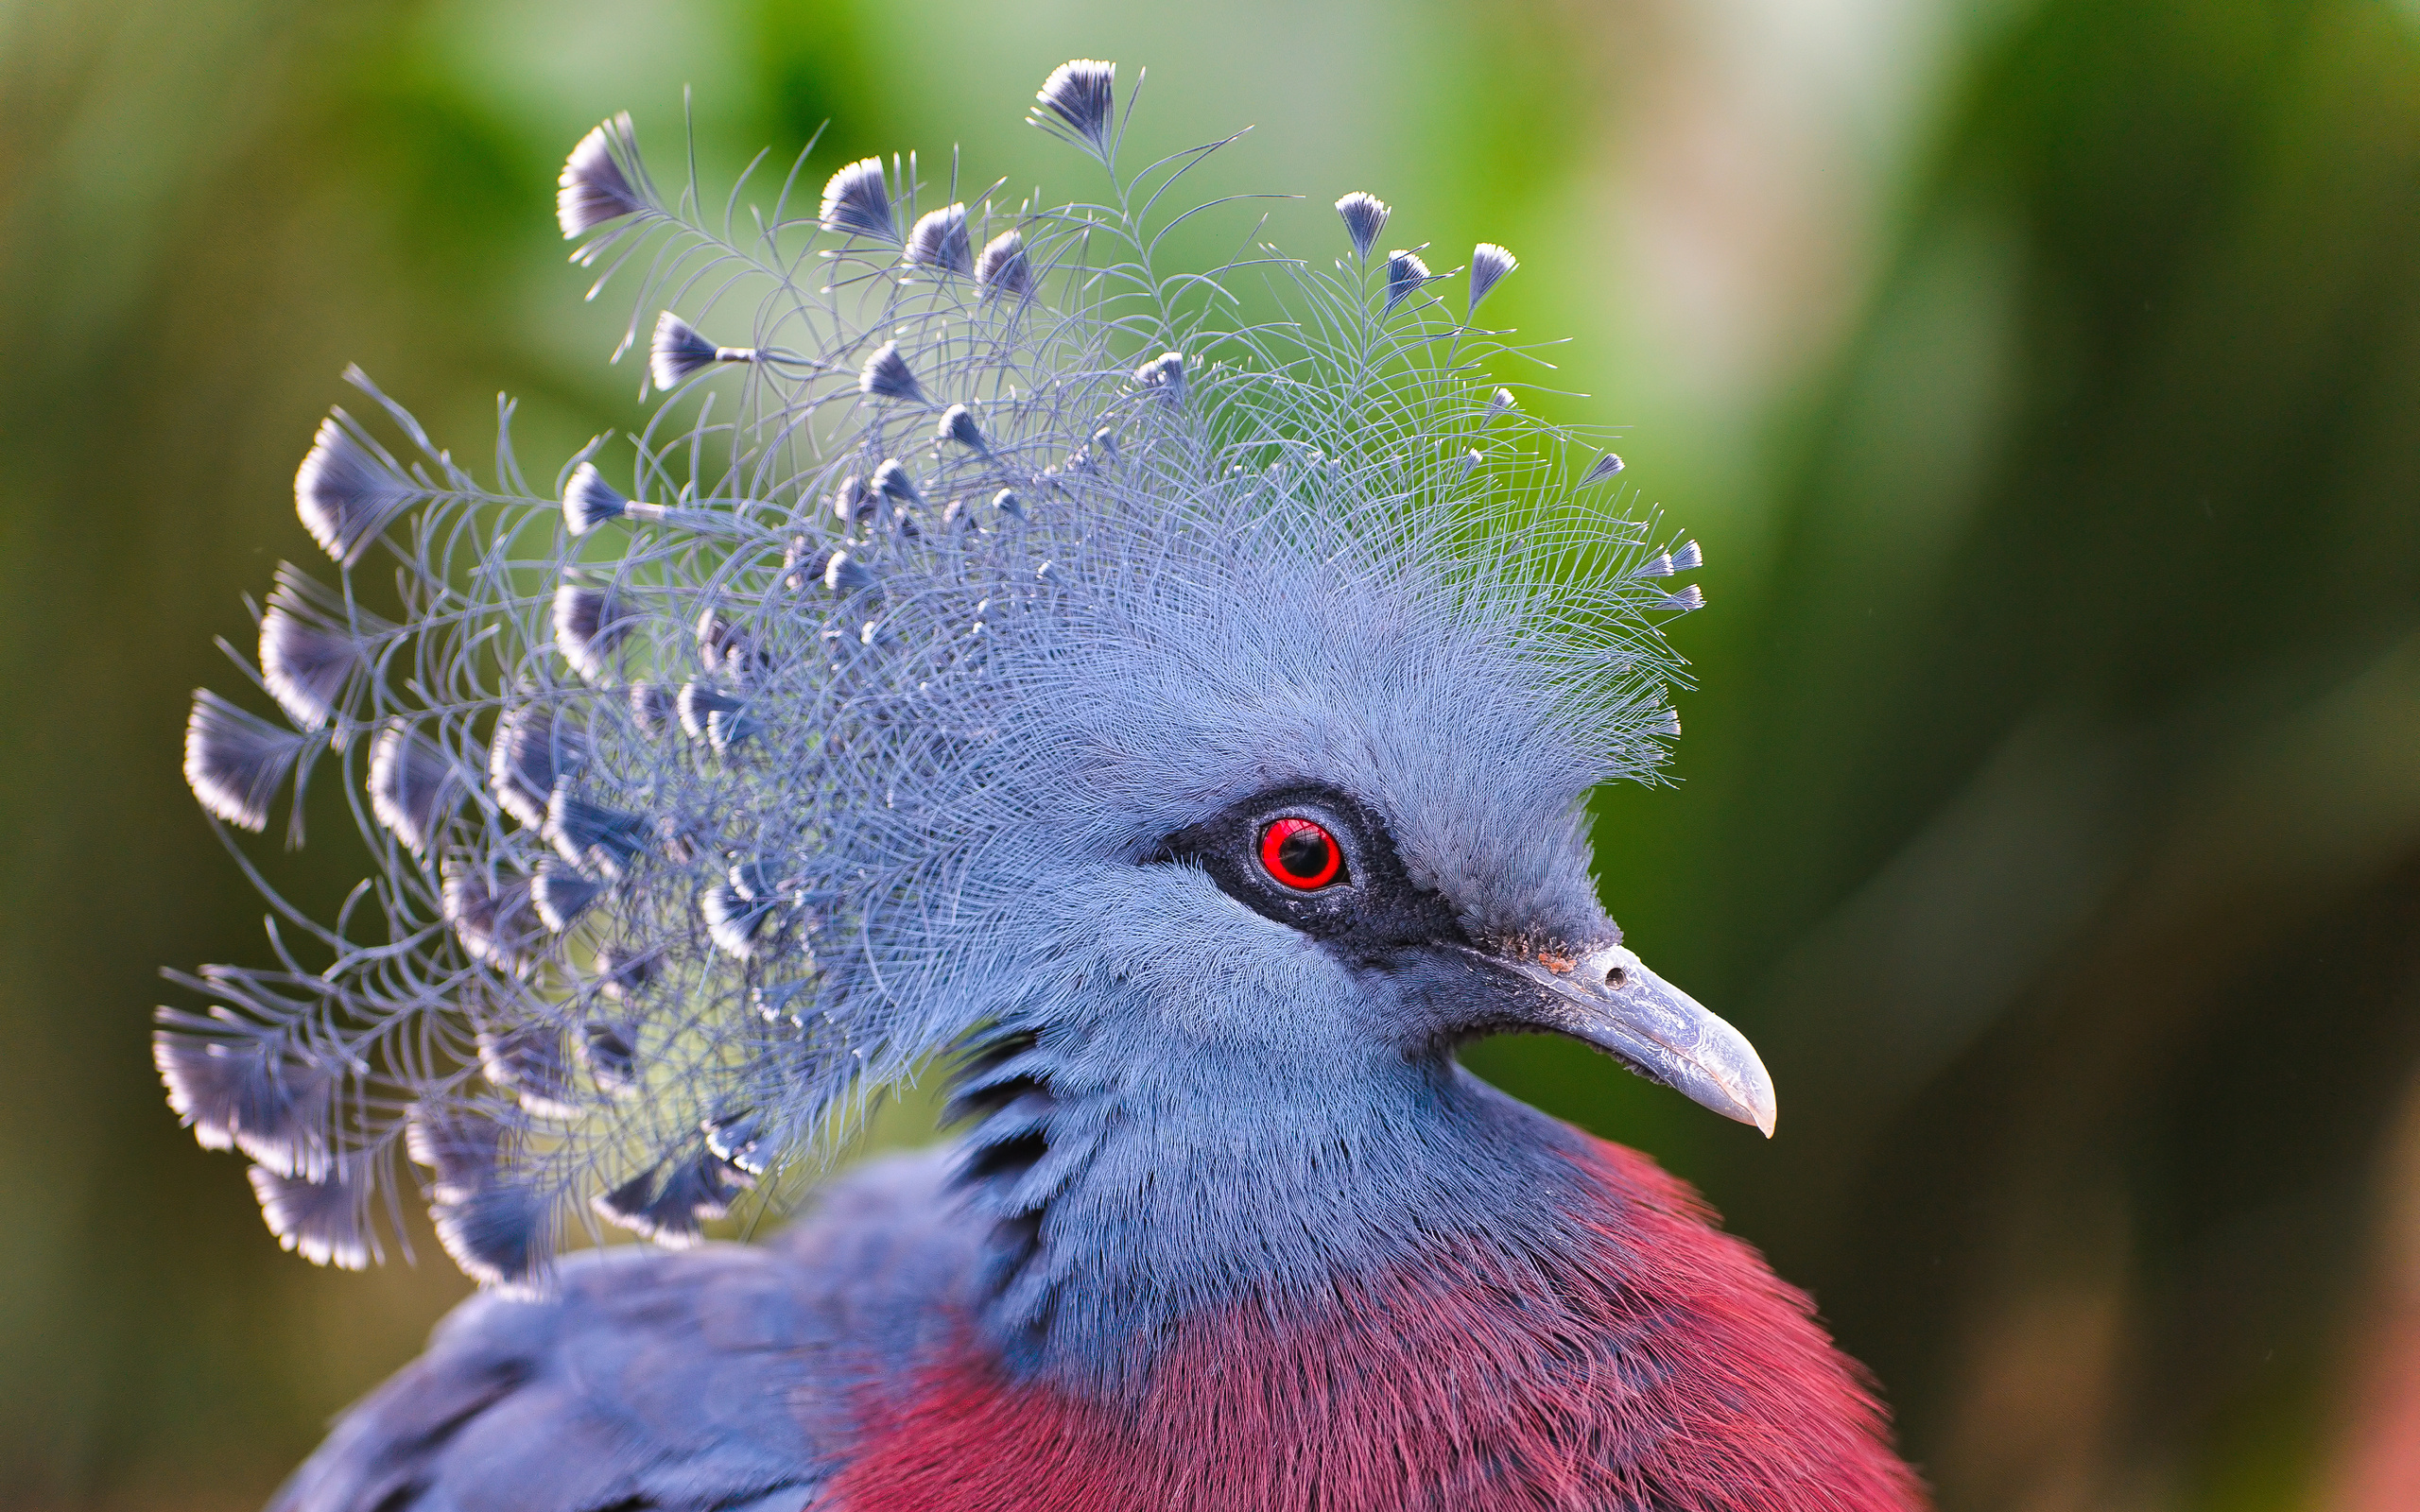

left=163, top=60, right=1755, bottom=1288
left=948, top=554, right=1769, bottom=1133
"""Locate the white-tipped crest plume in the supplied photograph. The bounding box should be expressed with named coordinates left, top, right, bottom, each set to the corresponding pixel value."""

left=164, top=61, right=1706, bottom=1288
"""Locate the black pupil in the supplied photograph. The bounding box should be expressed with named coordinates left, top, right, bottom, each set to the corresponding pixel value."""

left=1277, top=825, right=1331, bottom=879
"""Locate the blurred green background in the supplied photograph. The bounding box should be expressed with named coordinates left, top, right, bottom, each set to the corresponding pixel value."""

left=5, top=0, right=2418, bottom=1507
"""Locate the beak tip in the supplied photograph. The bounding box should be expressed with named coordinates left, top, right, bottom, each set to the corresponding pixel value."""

left=1747, top=1077, right=1778, bottom=1139
left=1733, top=1085, right=1777, bottom=1138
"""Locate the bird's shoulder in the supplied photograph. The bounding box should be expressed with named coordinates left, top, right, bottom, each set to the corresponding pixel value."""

left=268, top=1147, right=977, bottom=1512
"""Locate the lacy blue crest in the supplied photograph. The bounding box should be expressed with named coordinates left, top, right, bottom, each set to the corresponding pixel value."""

left=166, top=60, right=1707, bottom=1287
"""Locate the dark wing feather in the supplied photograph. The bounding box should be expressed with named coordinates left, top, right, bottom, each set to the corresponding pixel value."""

left=269, top=1152, right=975, bottom=1512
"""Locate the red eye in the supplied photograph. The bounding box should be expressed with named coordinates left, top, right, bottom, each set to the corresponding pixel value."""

left=1258, top=816, right=1342, bottom=890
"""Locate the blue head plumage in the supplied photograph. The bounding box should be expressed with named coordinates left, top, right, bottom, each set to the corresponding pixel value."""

left=164, top=60, right=1746, bottom=1297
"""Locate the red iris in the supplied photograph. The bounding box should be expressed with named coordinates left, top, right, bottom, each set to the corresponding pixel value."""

left=1258, top=816, right=1342, bottom=890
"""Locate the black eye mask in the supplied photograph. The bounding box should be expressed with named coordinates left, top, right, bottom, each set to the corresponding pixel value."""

left=1150, top=784, right=1467, bottom=962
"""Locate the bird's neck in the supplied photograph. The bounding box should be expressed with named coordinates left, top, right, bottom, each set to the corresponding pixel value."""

left=954, top=1040, right=1607, bottom=1388
left=858, top=1070, right=1924, bottom=1512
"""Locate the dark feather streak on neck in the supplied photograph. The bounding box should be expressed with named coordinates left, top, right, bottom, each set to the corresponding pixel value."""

left=943, top=1026, right=1059, bottom=1314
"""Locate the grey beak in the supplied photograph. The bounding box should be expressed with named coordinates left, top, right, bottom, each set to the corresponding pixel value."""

left=1492, top=943, right=1777, bottom=1136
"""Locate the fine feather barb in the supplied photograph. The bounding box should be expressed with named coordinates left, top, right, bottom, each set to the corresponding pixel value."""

left=819, top=158, right=897, bottom=242
left=1030, top=60, right=1118, bottom=161
left=184, top=690, right=316, bottom=833
left=1335, top=193, right=1390, bottom=262
left=905, top=203, right=973, bottom=275
left=251, top=1160, right=377, bottom=1270
left=154, top=1015, right=339, bottom=1180
left=1468, top=242, right=1518, bottom=313
left=259, top=562, right=391, bottom=729
left=558, top=113, right=651, bottom=237
left=975, top=229, right=1031, bottom=297
left=294, top=411, right=426, bottom=566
